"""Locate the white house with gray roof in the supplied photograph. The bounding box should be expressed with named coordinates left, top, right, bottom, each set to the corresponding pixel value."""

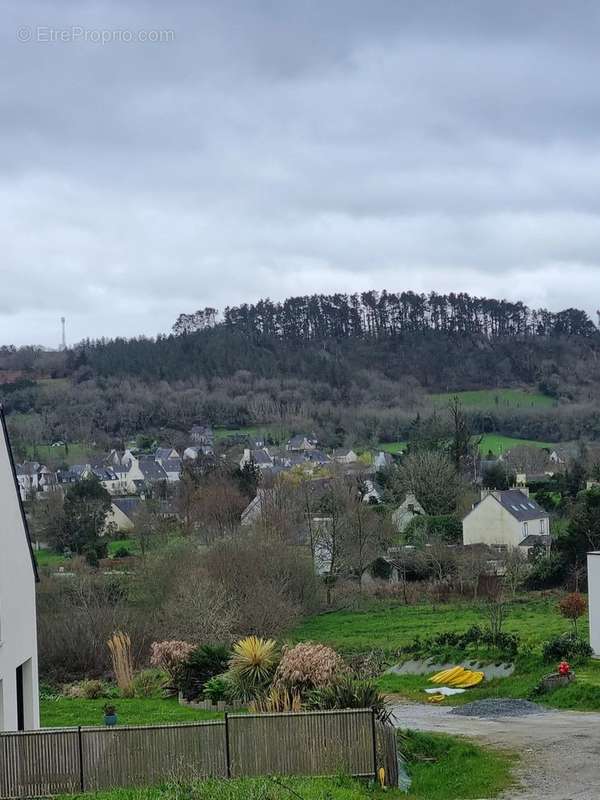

left=462, top=488, right=550, bottom=551
left=0, top=407, right=40, bottom=730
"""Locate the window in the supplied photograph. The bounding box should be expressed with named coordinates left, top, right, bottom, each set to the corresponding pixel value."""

left=523, top=522, right=529, bottom=536
left=540, top=519, right=545, bottom=533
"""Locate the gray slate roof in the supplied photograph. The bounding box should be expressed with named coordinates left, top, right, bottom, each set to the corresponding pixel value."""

left=161, top=458, right=182, bottom=474
left=495, top=490, right=549, bottom=522
left=137, top=457, right=168, bottom=481
left=113, top=497, right=141, bottom=520
left=155, top=447, right=179, bottom=461
left=249, top=449, right=273, bottom=465
left=519, top=533, right=551, bottom=547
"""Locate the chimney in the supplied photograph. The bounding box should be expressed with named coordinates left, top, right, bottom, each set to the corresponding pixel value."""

left=515, top=472, right=529, bottom=497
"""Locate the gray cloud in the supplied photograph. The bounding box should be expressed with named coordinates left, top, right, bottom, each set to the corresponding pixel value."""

left=2, top=0, right=600, bottom=345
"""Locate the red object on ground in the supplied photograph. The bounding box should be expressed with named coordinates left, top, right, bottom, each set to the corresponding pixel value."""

left=558, top=661, right=571, bottom=676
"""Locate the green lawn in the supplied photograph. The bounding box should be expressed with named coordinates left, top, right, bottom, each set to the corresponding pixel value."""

left=403, top=730, right=516, bottom=800
left=108, top=538, right=140, bottom=556
left=24, top=441, right=102, bottom=465
left=376, top=433, right=555, bottom=457
left=478, top=433, right=555, bottom=456
left=292, top=597, right=573, bottom=655
left=35, top=538, right=141, bottom=569
left=54, top=732, right=515, bottom=800
left=376, top=441, right=407, bottom=454
left=293, top=597, right=600, bottom=711
left=34, top=548, right=68, bottom=567
left=214, top=425, right=290, bottom=444
left=430, top=388, right=556, bottom=409
left=40, top=697, right=222, bottom=728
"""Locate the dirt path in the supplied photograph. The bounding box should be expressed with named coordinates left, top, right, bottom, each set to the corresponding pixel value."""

left=390, top=700, right=600, bottom=800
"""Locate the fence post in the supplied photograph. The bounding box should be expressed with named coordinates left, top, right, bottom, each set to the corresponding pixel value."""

left=224, top=713, right=231, bottom=779
left=77, top=726, right=85, bottom=792
left=370, top=709, right=378, bottom=782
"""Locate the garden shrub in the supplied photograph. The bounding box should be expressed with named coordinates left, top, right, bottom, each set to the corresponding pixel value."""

left=202, top=675, right=229, bottom=703
left=309, top=674, right=390, bottom=721
left=402, top=625, right=520, bottom=661
left=178, top=644, right=231, bottom=701
left=150, top=640, right=195, bottom=683
left=541, top=633, right=592, bottom=663
left=113, top=546, right=132, bottom=558
left=131, top=669, right=167, bottom=698
left=524, top=553, right=568, bottom=590
left=63, top=679, right=107, bottom=699
left=274, top=642, right=346, bottom=695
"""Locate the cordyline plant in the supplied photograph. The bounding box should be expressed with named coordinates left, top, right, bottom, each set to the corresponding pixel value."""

left=225, top=636, right=278, bottom=704
left=150, top=640, right=196, bottom=682
left=559, top=593, right=587, bottom=637
left=274, top=642, right=346, bottom=696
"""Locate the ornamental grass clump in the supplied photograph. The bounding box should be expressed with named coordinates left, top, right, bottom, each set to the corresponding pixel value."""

left=150, top=640, right=195, bottom=690
left=274, top=642, right=346, bottom=697
left=107, top=632, right=134, bottom=697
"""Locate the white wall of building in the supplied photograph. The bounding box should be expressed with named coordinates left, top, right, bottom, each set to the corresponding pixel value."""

left=588, top=552, right=600, bottom=656
left=463, top=494, right=523, bottom=548
left=0, top=414, right=40, bottom=731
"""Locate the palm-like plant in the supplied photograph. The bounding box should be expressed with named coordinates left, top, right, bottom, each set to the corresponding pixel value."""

left=229, top=636, right=278, bottom=685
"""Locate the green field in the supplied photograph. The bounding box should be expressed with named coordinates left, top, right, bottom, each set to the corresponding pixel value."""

left=40, top=697, right=222, bottom=728
left=478, top=433, right=555, bottom=456
left=377, top=433, right=555, bottom=457
left=214, top=425, right=290, bottom=444
left=293, top=597, right=600, bottom=712
left=430, top=388, right=556, bottom=409
left=377, top=441, right=407, bottom=454
left=24, top=441, right=101, bottom=465
left=292, top=597, right=570, bottom=654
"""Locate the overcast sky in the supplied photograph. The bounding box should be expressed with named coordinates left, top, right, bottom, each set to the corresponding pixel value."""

left=3, top=1, right=600, bottom=346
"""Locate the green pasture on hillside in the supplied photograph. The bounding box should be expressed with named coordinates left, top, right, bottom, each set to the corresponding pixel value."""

left=213, top=425, right=290, bottom=444
left=292, top=597, right=571, bottom=654
left=429, top=388, right=556, bottom=409
left=478, top=433, right=555, bottom=456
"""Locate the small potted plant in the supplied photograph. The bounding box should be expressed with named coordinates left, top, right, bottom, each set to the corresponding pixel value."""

left=103, top=704, right=118, bottom=726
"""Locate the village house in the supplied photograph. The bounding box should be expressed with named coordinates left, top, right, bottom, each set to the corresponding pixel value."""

left=286, top=433, right=318, bottom=452
left=189, top=425, right=214, bottom=448
left=332, top=448, right=358, bottom=464
left=373, top=450, right=394, bottom=470
left=392, top=492, right=425, bottom=532
left=462, top=486, right=550, bottom=552
left=0, top=408, right=40, bottom=731
left=239, top=448, right=274, bottom=472
left=106, top=497, right=142, bottom=533
left=15, top=462, right=56, bottom=501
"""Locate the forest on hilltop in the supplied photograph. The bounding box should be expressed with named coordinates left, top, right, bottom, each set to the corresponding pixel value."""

left=2, top=289, right=600, bottom=451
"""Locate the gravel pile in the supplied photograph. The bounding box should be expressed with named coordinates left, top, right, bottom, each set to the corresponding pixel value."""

left=451, top=699, right=545, bottom=718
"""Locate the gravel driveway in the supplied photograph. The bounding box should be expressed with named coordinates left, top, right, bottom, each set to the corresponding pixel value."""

left=391, top=700, right=600, bottom=800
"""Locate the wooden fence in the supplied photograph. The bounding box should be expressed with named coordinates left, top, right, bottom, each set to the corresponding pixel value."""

left=0, top=710, right=398, bottom=798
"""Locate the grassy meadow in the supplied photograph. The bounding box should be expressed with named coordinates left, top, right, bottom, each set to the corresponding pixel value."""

left=429, top=388, right=556, bottom=409
left=292, top=596, right=571, bottom=654
left=478, top=433, right=555, bottom=456
left=292, top=596, right=600, bottom=712
left=40, top=697, right=222, bottom=728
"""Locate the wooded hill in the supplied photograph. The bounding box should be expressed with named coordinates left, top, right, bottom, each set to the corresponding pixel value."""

left=3, top=290, right=600, bottom=450
left=66, top=290, right=598, bottom=393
